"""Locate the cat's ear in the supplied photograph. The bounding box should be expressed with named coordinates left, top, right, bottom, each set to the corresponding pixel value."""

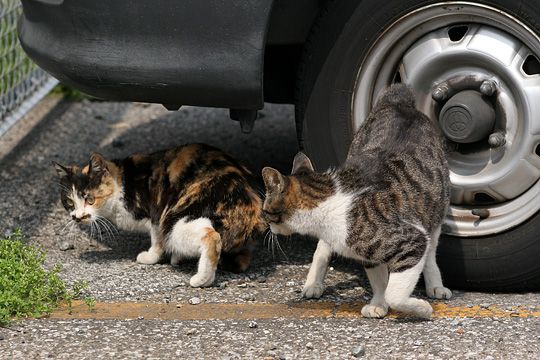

left=52, top=161, right=71, bottom=178
left=89, top=153, right=109, bottom=175
left=262, top=167, right=288, bottom=193
left=291, top=152, right=314, bottom=175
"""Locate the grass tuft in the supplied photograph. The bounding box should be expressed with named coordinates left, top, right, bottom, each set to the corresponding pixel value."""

left=0, top=230, right=93, bottom=326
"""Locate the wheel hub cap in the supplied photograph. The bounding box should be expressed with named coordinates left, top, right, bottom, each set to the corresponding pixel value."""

left=439, top=90, right=496, bottom=143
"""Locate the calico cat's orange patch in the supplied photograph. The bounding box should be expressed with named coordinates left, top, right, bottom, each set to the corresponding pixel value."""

left=201, top=227, right=222, bottom=267
left=167, top=145, right=198, bottom=182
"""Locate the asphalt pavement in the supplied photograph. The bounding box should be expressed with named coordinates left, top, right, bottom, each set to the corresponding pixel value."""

left=0, top=96, right=538, bottom=359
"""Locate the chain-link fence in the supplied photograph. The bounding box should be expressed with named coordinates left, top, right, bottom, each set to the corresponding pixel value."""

left=0, top=0, right=57, bottom=136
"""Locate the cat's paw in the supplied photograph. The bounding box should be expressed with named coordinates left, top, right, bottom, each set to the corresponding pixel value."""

left=361, top=304, right=389, bottom=318
left=412, top=299, right=433, bottom=319
left=302, top=282, right=325, bottom=299
left=170, top=253, right=181, bottom=266
left=189, top=273, right=215, bottom=288
left=136, top=251, right=160, bottom=265
left=426, top=286, right=452, bottom=300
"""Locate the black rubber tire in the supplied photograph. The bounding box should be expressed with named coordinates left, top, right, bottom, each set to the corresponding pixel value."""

left=296, top=0, right=540, bottom=291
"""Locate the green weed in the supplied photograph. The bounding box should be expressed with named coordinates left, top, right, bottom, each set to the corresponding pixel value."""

left=0, top=230, right=95, bottom=326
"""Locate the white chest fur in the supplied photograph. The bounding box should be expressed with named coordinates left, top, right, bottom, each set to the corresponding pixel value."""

left=101, top=193, right=151, bottom=233
left=288, top=189, right=365, bottom=261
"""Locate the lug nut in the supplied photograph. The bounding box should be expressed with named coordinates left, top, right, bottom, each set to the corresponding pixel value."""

left=488, top=131, right=506, bottom=148
left=480, top=80, right=497, bottom=96
left=432, top=83, right=450, bottom=102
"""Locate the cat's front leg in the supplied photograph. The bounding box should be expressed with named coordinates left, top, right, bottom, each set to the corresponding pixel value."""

left=189, top=228, right=222, bottom=288
left=136, top=226, right=164, bottom=265
left=302, top=239, right=332, bottom=299
left=170, top=253, right=182, bottom=266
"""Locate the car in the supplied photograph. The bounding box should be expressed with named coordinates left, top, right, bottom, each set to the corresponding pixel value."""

left=18, top=0, right=540, bottom=291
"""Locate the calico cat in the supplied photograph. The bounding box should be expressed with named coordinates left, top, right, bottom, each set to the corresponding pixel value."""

left=262, top=84, right=452, bottom=318
left=54, top=143, right=265, bottom=287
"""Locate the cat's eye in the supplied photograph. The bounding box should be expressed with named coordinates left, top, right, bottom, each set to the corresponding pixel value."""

left=263, top=210, right=281, bottom=223
left=66, top=199, right=74, bottom=207
left=86, top=195, right=95, bottom=205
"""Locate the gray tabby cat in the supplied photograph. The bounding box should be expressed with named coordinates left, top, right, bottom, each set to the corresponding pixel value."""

left=261, top=84, right=452, bottom=319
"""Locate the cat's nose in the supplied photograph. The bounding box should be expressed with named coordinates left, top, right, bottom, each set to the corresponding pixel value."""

left=72, top=215, right=81, bottom=222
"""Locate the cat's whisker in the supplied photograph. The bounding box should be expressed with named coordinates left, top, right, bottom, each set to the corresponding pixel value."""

left=92, top=219, right=103, bottom=243
left=96, top=217, right=115, bottom=242
left=263, top=229, right=271, bottom=247
left=59, top=219, right=74, bottom=234
left=97, top=215, right=118, bottom=235
left=67, top=221, right=76, bottom=239
left=272, top=233, right=289, bottom=261
left=95, top=218, right=111, bottom=242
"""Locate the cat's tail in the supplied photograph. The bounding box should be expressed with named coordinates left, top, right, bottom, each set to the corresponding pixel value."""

left=374, top=83, right=416, bottom=109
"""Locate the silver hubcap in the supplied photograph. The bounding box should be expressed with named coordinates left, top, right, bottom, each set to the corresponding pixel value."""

left=352, top=2, right=540, bottom=236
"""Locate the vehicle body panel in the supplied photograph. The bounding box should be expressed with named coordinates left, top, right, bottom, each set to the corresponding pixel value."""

left=19, top=0, right=274, bottom=109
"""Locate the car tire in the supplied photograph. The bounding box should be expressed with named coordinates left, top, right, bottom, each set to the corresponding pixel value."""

left=296, top=0, right=540, bottom=291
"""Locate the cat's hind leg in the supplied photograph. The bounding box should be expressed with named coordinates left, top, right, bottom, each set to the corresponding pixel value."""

left=170, top=253, right=182, bottom=266
left=384, top=227, right=432, bottom=319
left=362, top=263, right=389, bottom=318
left=302, top=239, right=332, bottom=299
left=189, top=227, right=222, bottom=288
left=136, top=226, right=164, bottom=265
left=219, top=247, right=252, bottom=273
left=423, top=225, right=452, bottom=299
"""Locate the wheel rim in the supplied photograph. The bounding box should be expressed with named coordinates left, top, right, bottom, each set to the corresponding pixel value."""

left=352, top=2, right=540, bottom=237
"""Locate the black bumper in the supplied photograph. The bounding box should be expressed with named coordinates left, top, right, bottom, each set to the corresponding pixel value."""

left=19, top=0, right=274, bottom=109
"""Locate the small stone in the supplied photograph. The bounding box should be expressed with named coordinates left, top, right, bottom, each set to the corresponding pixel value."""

left=185, top=328, right=197, bottom=335
left=242, top=294, right=256, bottom=301
left=352, top=345, right=366, bottom=357
left=112, top=139, right=124, bottom=148
left=176, top=304, right=183, bottom=308
left=188, top=297, right=201, bottom=305
left=237, top=283, right=247, bottom=288
left=94, top=114, right=104, bottom=120
left=218, top=282, right=228, bottom=290
left=248, top=321, right=258, bottom=328
left=58, top=241, right=74, bottom=251
left=257, top=276, right=267, bottom=283
left=286, top=281, right=296, bottom=287
left=456, top=328, right=465, bottom=335
left=0, top=334, right=4, bottom=340
left=137, top=316, right=144, bottom=320
left=329, top=267, right=334, bottom=271
left=450, top=319, right=462, bottom=326
left=306, top=342, right=314, bottom=350
left=413, top=340, right=424, bottom=347
left=479, top=303, right=491, bottom=309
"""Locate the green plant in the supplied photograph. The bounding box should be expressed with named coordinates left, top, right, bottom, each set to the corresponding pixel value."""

left=0, top=230, right=95, bottom=326
left=51, top=83, right=97, bottom=101
left=84, top=296, right=96, bottom=312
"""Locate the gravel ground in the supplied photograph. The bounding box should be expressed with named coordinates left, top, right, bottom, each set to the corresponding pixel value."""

left=1, top=317, right=538, bottom=359
left=0, top=98, right=539, bottom=359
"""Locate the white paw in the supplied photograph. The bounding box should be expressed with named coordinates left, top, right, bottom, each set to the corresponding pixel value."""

left=302, top=282, right=325, bottom=299
left=361, top=304, right=389, bottom=318
left=412, top=299, right=433, bottom=319
left=426, top=286, right=452, bottom=300
left=136, top=251, right=160, bottom=265
left=189, top=273, right=215, bottom=288
left=170, top=254, right=181, bottom=266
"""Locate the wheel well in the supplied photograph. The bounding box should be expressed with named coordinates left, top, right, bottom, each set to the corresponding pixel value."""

left=263, top=0, right=322, bottom=104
